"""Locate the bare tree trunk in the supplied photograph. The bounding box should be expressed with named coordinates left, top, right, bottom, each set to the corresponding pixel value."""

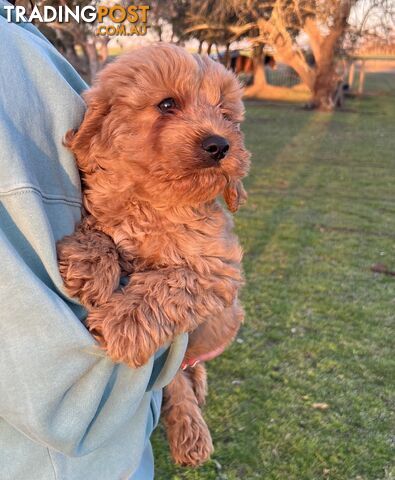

left=77, top=41, right=92, bottom=82
left=224, top=42, right=231, bottom=69
left=252, top=43, right=267, bottom=87
left=348, top=61, right=355, bottom=88
left=207, top=42, right=213, bottom=55
left=303, top=2, right=352, bottom=110
left=97, top=37, right=109, bottom=66
left=198, top=39, right=203, bottom=54
left=246, top=45, right=268, bottom=95
left=85, top=41, right=99, bottom=83
left=253, top=57, right=267, bottom=88
left=311, top=45, right=338, bottom=111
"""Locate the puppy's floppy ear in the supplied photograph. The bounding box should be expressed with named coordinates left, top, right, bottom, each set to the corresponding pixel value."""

left=64, top=88, right=109, bottom=175
left=223, top=179, right=247, bottom=213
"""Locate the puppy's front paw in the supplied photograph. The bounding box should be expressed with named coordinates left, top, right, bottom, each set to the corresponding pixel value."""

left=57, top=229, right=121, bottom=308
left=86, top=304, right=161, bottom=368
left=168, top=413, right=213, bottom=467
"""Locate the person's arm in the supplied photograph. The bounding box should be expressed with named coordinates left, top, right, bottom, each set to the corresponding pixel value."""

left=0, top=223, right=186, bottom=457
left=0, top=224, right=149, bottom=456
left=0, top=3, right=187, bottom=458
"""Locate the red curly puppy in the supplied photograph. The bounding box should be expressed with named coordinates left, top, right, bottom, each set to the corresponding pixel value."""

left=57, top=43, right=250, bottom=466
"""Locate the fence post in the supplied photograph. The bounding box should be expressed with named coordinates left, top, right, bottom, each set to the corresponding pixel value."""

left=358, top=60, right=366, bottom=95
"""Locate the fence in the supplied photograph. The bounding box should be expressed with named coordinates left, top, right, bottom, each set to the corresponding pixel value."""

left=260, top=57, right=395, bottom=97
left=348, top=58, right=395, bottom=96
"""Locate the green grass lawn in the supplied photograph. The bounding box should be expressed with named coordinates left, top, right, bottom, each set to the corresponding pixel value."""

left=153, top=75, right=395, bottom=480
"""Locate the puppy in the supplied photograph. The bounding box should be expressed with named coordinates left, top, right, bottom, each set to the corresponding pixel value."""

left=57, top=43, right=250, bottom=466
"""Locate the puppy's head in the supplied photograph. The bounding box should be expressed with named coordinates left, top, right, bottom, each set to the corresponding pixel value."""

left=67, top=44, right=250, bottom=217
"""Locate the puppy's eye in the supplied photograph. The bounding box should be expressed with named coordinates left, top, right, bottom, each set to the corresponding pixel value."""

left=222, top=112, right=232, bottom=122
left=157, top=98, right=177, bottom=113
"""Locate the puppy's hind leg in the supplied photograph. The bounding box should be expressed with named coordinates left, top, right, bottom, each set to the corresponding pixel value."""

left=162, top=369, right=213, bottom=467
left=186, top=363, right=208, bottom=407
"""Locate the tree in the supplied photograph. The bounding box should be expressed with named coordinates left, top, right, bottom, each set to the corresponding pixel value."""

left=22, top=0, right=194, bottom=80
left=186, top=0, right=240, bottom=64
left=187, top=0, right=383, bottom=110
left=149, top=0, right=192, bottom=44
left=23, top=0, right=110, bottom=83
left=188, top=0, right=356, bottom=110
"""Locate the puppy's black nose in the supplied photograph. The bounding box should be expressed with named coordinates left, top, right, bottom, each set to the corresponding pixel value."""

left=202, top=135, right=230, bottom=162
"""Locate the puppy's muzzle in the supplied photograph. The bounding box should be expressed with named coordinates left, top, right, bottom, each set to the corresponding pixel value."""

left=202, top=135, right=229, bottom=163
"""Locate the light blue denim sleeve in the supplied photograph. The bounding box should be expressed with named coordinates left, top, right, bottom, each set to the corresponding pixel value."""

left=0, top=2, right=187, bottom=479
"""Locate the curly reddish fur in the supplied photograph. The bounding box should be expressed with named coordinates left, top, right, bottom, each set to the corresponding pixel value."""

left=58, top=216, right=121, bottom=309
left=57, top=43, right=250, bottom=466
left=162, top=369, right=213, bottom=466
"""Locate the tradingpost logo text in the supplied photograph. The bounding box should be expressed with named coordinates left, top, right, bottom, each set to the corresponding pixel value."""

left=3, top=4, right=150, bottom=36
